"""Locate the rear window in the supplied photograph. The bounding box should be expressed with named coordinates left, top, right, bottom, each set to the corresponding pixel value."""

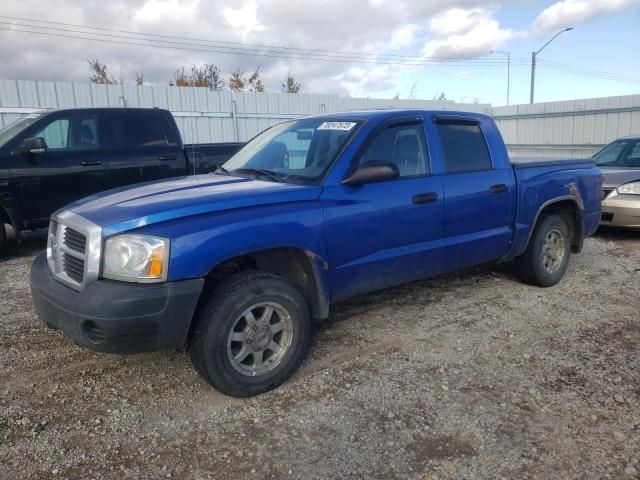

left=436, top=123, right=492, bottom=173
left=104, top=112, right=169, bottom=148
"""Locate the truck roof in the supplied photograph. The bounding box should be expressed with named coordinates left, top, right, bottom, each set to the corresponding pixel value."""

left=305, top=108, right=492, bottom=122
left=30, top=107, right=171, bottom=115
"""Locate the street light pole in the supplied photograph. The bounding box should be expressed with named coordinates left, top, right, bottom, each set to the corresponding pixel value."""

left=491, top=50, right=510, bottom=106
left=530, top=27, right=573, bottom=104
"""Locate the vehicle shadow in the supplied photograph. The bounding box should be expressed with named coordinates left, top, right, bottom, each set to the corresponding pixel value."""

left=0, top=225, right=46, bottom=261
left=593, top=226, right=640, bottom=242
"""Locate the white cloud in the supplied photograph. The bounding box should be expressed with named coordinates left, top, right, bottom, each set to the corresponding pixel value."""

left=454, top=70, right=472, bottom=81
left=134, top=0, right=199, bottom=23
left=6, top=0, right=635, bottom=97
left=223, top=2, right=265, bottom=35
left=532, top=0, right=640, bottom=33
left=389, top=24, right=419, bottom=48
left=423, top=7, right=517, bottom=58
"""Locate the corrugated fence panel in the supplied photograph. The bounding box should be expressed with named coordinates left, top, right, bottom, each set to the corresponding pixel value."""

left=1, top=79, right=637, bottom=158
left=493, top=93, right=640, bottom=159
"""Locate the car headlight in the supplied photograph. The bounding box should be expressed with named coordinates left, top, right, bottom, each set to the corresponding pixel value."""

left=617, top=182, right=640, bottom=195
left=103, top=234, right=169, bottom=283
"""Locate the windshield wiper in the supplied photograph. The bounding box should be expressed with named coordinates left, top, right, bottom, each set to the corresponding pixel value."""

left=231, top=168, right=283, bottom=182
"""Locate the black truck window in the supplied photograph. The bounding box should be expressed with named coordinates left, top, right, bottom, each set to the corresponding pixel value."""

left=33, top=114, right=99, bottom=151
left=105, top=112, right=168, bottom=148
left=436, top=123, right=492, bottom=173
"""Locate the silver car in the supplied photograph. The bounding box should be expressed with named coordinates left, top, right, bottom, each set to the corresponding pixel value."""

left=594, top=136, right=640, bottom=229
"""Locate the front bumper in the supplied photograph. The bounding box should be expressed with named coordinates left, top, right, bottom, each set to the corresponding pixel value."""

left=601, top=191, right=640, bottom=229
left=30, top=253, right=204, bottom=354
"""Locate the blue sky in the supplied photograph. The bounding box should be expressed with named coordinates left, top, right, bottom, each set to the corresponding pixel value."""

left=0, top=0, right=639, bottom=106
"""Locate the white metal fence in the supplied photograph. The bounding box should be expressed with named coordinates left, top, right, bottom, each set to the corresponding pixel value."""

left=493, top=94, right=640, bottom=159
left=0, top=79, right=490, bottom=144
left=1, top=79, right=638, bottom=158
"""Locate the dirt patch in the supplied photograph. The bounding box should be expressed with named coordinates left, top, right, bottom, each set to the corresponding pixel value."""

left=1, top=230, right=639, bottom=479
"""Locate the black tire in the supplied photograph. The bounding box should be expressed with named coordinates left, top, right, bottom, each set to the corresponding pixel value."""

left=190, top=271, right=311, bottom=397
left=0, top=223, right=6, bottom=254
left=514, top=214, right=572, bottom=287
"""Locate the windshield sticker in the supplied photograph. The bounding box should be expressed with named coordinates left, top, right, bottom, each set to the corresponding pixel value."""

left=317, top=122, right=357, bottom=131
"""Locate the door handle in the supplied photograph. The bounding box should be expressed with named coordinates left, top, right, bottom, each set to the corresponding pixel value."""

left=489, top=184, right=508, bottom=193
left=158, top=155, right=177, bottom=161
left=80, top=160, right=102, bottom=166
left=412, top=192, right=438, bottom=204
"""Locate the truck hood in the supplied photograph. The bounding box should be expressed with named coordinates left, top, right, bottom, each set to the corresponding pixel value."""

left=67, top=174, right=322, bottom=235
left=599, top=166, right=640, bottom=189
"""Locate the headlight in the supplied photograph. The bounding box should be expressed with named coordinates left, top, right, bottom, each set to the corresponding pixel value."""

left=103, top=234, right=169, bottom=283
left=617, top=182, right=640, bottom=195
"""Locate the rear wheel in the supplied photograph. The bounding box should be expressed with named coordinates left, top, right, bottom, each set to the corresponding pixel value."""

left=514, top=214, right=571, bottom=287
left=190, top=271, right=311, bottom=397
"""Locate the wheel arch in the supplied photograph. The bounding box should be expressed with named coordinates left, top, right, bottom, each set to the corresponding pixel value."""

left=199, top=246, right=330, bottom=322
left=527, top=196, right=585, bottom=254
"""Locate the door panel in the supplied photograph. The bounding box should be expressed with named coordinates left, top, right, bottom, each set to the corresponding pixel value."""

left=323, top=177, right=445, bottom=301
left=322, top=120, right=445, bottom=302
left=442, top=169, right=513, bottom=270
left=9, top=112, right=106, bottom=227
left=435, top=121, right=515, bottom=270
left=103, top=111, right=185, bottom=189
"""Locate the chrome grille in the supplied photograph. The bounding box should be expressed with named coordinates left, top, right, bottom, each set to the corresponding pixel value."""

left=47, top=211, right=102, bottom=290
left=62, top=253, right=85, bottom=283
left=63, top=228, right=87, bottom=253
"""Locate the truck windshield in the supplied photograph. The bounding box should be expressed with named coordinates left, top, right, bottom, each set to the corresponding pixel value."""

left=0, top=113, right=43, bottom=148
left=223, top=118, right=361, bottom=183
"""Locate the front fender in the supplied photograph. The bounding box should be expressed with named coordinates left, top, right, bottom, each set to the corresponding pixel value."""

left=132, top=201, right=328, bottom=281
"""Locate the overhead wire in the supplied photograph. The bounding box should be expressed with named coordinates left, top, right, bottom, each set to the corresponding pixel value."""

left=0, top=16, right=637, bottom=84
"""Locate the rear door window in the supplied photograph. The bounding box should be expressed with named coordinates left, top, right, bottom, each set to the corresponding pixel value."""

left=436, top=123, right=492, bottom=173
left=104, top=112, right=169, bottom=149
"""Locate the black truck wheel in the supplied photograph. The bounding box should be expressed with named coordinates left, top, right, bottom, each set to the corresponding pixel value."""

left=190, top=271, right=311, bottom=397
left=0, top=223, right=6, bottom=254
left=514, top=214, right=571, bottom=287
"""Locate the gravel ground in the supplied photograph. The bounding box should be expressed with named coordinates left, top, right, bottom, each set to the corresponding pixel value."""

left=1, top=229, right=639, bottom=480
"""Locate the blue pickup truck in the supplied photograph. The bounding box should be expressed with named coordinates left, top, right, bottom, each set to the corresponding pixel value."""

left=30, top=110, right=602, bottom=397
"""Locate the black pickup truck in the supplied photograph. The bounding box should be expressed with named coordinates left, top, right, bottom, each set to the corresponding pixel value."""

left=0, top=108, right=243, bottom=251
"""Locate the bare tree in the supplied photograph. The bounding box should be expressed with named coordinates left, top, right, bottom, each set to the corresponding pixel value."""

left=392, top=93, right=400, bottom=100
left=408, top=82, right=418, bottom=100
left=433, top=91, right=447, bottom=101
left=281, top=72, right=301, bottom=93
left=247, top=66, right=265, bottom=92
left=169, top=67, right=189, bottom=87
left=135, top=72, right=144, bottom=86
left=170, top=64, right=224, bottom=90
left=88, top=59, right=119, bottom=85
left=191, top=64, right=224, bottom=90
left=229, top=68, right=246, bottom=92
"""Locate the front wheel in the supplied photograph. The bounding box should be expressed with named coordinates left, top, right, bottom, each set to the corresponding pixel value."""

left=0, top=223, right=6, bottom=254
left=190, top=271, right=311, bottom=397
left=514, top=214, right=571, bottom=287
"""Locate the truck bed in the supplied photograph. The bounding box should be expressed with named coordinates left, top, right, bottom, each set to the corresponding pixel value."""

left=511, top=157, right=596, bottom=168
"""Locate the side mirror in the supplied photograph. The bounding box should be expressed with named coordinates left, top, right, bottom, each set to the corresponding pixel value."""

left=14, top=137, right=47, bottom=156
left=342, top=161, right=399, bottom=186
